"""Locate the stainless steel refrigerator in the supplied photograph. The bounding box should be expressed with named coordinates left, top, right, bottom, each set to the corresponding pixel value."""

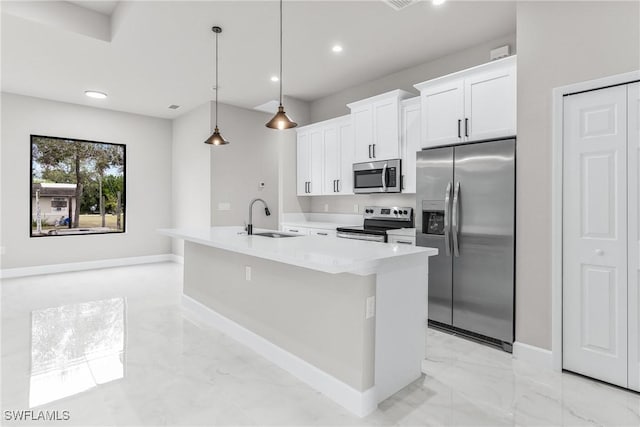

left=416, top=138, right=515, bottom=351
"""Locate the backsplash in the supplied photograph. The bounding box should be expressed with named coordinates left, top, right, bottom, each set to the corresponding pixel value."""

left=308, top=193, right=416, bottom=214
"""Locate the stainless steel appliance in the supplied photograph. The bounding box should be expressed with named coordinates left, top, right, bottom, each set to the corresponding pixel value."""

left=353, top=159, right=401, bottom=194
left=416, top=138, right=515, bottom=351
left=337, top=206, right=413, bottom=242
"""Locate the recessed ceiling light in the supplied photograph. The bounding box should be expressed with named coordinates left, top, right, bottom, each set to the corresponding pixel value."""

left=432, top=0, right=446, bottom=6
left=84, top=90, right=107, bottom=99
left=270, top=76, right=279, bottom=82
left=332, top=45, right=343, bottom=53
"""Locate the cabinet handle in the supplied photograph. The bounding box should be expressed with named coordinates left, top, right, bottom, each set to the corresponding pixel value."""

left=396, top=240, right=413, bottom=245
left=317, top=232, right=328, bottom=236
left=402, top=174, right=405, bottom=190
left=308, top=182, right=312, bottom=193
left=458, top=119, right=462, bottom=138
left=334, top=179, right=338, bottom=192
left=289, top=229, right=299, bottom=233
left=372, top=144, right=376, bottom=158
left=306, top=182, right=310, bottom=193
left=465, top=118, right=469, bottom=138
left=304, top=182, right=307, bottom=193
left=368, top=144, right=372, bottom=158
left=337, top=179, right=340, bottom=192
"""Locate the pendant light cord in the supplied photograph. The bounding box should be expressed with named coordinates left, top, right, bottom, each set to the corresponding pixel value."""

left=215, top=30, right=219, bottom=127
left=279, top=0, right=283, bottom=105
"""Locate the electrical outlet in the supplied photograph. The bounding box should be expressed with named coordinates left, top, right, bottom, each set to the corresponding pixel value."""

left=365, top=296, right=376, bottom=319
left=324, top=204, right=329, bottom=212
left=245, top=266, right=251, bottom=281
left=353, top=204, right=359, bottom=213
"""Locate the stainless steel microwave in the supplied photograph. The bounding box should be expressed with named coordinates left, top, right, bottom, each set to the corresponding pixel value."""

left=353, top=159, right=401, bottom=194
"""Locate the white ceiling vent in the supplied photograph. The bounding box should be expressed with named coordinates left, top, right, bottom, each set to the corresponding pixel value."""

left=383, top=0, right=420, bottom=11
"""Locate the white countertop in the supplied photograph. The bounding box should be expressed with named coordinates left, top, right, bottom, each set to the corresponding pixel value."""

left=386, top=228, right=416, bottom=237
left=160, top=226, right=437, bottom=275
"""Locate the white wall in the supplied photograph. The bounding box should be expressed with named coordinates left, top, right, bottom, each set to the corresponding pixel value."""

left=210, top=103, right=282, bottom=230
left=0, top=93, right=172, bottom=269
left=515, top=1, right=640, bottom=350
left=171, top=101, right=212, bottom=255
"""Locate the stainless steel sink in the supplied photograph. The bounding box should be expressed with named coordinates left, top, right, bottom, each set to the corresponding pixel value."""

left=252, top=232, right=300, bottom=238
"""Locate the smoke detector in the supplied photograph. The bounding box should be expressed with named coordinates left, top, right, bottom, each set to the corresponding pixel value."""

left=383, top=0, right=419, bottom=11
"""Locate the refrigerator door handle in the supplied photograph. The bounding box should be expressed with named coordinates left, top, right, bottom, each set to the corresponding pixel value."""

left=381, top=162, right=388, bottom=191
left=444, top=182, right=452, bottom=256
left=452, top=181, right=461, bottom=257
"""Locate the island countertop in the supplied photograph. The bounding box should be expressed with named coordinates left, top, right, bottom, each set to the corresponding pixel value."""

left=159, top=226, right=438, bottom=275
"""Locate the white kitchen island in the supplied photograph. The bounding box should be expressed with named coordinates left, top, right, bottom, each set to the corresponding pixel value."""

left=159, top=226, right=437, bottom=417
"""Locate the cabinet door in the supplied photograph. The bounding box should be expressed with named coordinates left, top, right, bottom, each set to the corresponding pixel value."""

left=282, top=225, right=309, bottom=235
left=309, top=129, right=324, bottom=196
left=323, top=125, right=339, bottom=194
left=563, top=85, right=628, bottom=388
left=352, top=105, right=374, bottom=163
left=421, top=80, right=464, bottom=148
left=373, top=98, right=400, bottom=159
left=337, top=120, right=354, bottom=194
left=464, top=63, right=516, bottom=141
left=401, top=98, right=420, bottom=193
left=628, top=82, right=640, bottom=392
left=296, top=131, right=311, bottom=196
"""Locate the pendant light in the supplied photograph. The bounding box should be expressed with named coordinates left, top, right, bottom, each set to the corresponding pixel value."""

left=266, top=0, right=297, bottom=130
left=204, top=26, right=230, bottom=145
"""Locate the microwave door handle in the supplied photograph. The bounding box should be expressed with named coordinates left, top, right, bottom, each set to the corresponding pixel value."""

left=444, top=182, right=452, bottom=256
left=452, top=182, right=460, bottom=257
left=381, top=162, right=388, bottom=191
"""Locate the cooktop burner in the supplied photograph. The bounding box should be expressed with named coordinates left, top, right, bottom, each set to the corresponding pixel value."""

left=336, top=206, right=414, bottom=242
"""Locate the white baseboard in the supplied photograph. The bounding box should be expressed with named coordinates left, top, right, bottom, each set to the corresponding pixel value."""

left=182, top=294, right=378, bottom=417
left=0, top=254, right=179, bottom=279
left=513, top=341, right=554, bottom=370
left=170, top=254, right=184, bottom=264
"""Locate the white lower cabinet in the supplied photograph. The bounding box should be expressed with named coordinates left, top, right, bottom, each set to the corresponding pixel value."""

left=309, top=229, right=337, bottom=238
left=282, top=226, right=309, bottom=235
left=388, top=235, right=415, bottom=246
left=281, top=225, right=337, bottom=238
left=562, top=81, right=639, bottom=392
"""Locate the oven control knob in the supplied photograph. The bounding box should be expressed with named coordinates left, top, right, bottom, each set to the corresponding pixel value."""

left=403, top=210, right=408, bottom=215
left=393, top=210, right=398, bottom=215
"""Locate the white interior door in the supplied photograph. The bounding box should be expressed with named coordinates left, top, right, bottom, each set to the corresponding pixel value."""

left=563, top=85, right=628, bottom=388
left=628, top=82, right=640, bottom=392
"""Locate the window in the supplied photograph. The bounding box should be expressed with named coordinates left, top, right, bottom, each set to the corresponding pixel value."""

left=30, top=135, right=126, bottom=237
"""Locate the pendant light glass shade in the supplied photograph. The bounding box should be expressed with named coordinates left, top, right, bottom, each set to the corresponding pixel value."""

left=204, top=26, right=230, bottom=145
left=266, top=0, right=297, bottom=129
left=265, top=105, right=297, bottom=130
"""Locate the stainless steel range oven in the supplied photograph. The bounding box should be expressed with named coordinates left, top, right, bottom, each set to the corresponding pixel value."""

left=353, top=159, right=401, bottom=194
left=336, top=206, right=413, bottom=243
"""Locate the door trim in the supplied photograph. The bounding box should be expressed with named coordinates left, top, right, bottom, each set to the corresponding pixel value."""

left=551, top=70, right=640, bottom=372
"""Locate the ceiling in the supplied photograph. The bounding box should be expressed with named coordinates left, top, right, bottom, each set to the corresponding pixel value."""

left=1, top=1, right=516, bottom=119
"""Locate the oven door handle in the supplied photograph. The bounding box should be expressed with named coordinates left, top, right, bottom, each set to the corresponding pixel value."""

left=381, top=162, right=388, bottom=192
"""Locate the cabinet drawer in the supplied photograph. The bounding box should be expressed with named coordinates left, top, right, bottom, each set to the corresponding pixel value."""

left=309, top=229, right=337, bottom=238
left=282, top=226, right=309, bottom=235
left=388, top=236, right=416, bottom=245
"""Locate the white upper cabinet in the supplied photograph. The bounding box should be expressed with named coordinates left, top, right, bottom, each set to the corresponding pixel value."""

left=297, top=115, right=353, bottom=196
left=296, top=127, right=323, bottom=196
left=348, top=90, right=414, bottom=163
left=322, top=116, right=354, bottom=195
left=419, top=80, right=465, bottom=147
left=400, top=97, right=421, bottom=194
left=415, top=55, right=516, bottom=148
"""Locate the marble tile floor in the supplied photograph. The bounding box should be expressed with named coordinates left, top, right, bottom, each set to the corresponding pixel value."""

left=1, top=262, right=639, bottom=426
